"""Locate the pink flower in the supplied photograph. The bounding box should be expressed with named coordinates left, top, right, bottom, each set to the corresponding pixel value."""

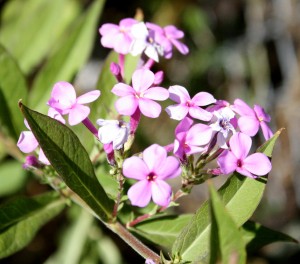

left=146, top=22, right=189, bottom=59
left=174, top=117, right=213, bottom=160
left=111, top=69, right=169, bottom=118
left=99, top=18, right=137, bottom=54
left=123, top=144, right=181, bottom=207
left=166, top=85, right=216, bottom=121
left=233, top=99, right=273, bottom=140
left=48, top=81, right=100, bottom=126
left=217, top=132, right=272, bottom=178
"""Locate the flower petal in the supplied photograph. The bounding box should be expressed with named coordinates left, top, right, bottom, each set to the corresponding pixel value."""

left=143, top=144, right=166, bottom=172
left=192, top=92, right=216, bottom=106
left=175, top=117, right=193, bottom=134
left=114, top=96, right=138, bottom=116
left=143, top=87, right=169, bottom=101
left=128, top=180, right=152, bottom=207
left=165, top=104, right=189, bottom=120
left=189, top=106, right=212, bottom=121
left=111, top=83, right=135, bottom=96
left=98, top=124, right=119, bottom=144
left=254, top=105, right=271, bottom=122
left=132, top=69, right=154, bottom=92
left=138, top=98, right=161, bottom=118
left=49, top=81, right=76, bottom=110
left=238, top=116, right=259, bottom=136
left=243, top=153, right=272, bottom=176
left=229, top=132, right=252, bottom=160
left=17, top=131, right=39, bottom=153
left=38, top=149, right=50, bottom=165
left=260, top=121, right=273, bottom=140
left=186, top=123, right=212, bottom=146
left=151, top=180, right=172, bottom=207
left=236, top=167, right=256, bottom=178
left=233, top=99, right=255, bottom=117
left=168, top=85, right=190, bottom=103
left=76, top=90, right=100, bottom=104
left=217, top=150, right=237, bottom=175
left=123, top=156, right=149, bottom=180
left=156, top=156, right=181, bottom=180
left=68, top=104, right=90, bottom=126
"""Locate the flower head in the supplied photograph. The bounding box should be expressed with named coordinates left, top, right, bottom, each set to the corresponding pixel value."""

left=99, top=18, right=137, bottom=54
left=48, top=81, right=100, bottom=126
left=97, top=119, right=129, bottom=150
left=166, top=85, right=216, bottom=121
left=123, top=144, right=181, bottom=207
left=217, top=132, right=272, bottom=178
left=233, top=99, right=273, bottom=140
left=112, top=69, right=169, bottom=118
left=174, top=117, right=212, bottom=160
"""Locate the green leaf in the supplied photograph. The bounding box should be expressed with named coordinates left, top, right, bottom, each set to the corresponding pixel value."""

left=0, top=0, right=81, bottom=74
left=257, top=128, right=284, bottom=157
left=0, top=44, right=28, bottom=139
left=241, top=221, right=298, bottom=252
left=0, top=192, right=65, bottom=258
left=0, top=161, right=27, bottom=197
left=29, top=0, right=105, bottom=113
left=209, top=184, right=246, bottom=264
left=172, top=131, right=281, bottom=262
left=132, top=214, right=192, bottom=249
left=19, top=103, right=113, bottom=221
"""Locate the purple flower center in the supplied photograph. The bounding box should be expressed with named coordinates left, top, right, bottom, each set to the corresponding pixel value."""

left=237, top=159, right=243, bottom=168
left=185, top=100, right=193, bottom=107
left=147, top=172, right=157, bottom=181
left=219, top=118, right=230, bottom=130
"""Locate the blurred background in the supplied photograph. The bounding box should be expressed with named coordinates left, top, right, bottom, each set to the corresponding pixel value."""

left=0, top=0, right=300, bottom=263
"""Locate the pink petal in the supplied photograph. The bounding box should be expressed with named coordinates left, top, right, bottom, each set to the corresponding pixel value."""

left=49, top=82, right=76, bottom=109
left=186, top=124, right=213, bottom=146
left=143, top=144, right=166, bottom=172
left=132, top=69, right=154, bottom=93
left=76, top=90, right=100, bottom=104
left=171, top=39, right=189, bottom=55
left=254, top=105, right=271, bottom=122
left=99, top=23, right=119, bottom=36
left=68, top=104, right=90, bottom=126
left=138, top=98, right=162, bottom=118
left=243, top=153, right=272, bottom=176
left=217, top=150, right=238, bottom=175
left=189, top=106, right=212, bottom=121
left=229, top=132, right=252, bottom=160
left=236, top=167, right=256, bottom=178
left=156, top=156, right=181, bottom=180
left=151, top=180, right=172, bottom=206
left=238, top=116, right=259, bottom=136
left=233, top=99, right=255, bottom=117
left=165, top=104, right=189, bottom=120
left=114, top=33, right=132, bottom=54
left=17, top=131, right=38, bottom=153
left=187, top=145, right=206, bottom=155
left=260, top=121, right=273, bottom=140
left=192, top=92, right=216, bottom=106
left=114, top=96, right=138, bottom=116
left=164, top=25, right=184, bottom=39
left=119, top=18, right=137, bottom=28
left=48, top=108, right=65, bottom=124
left=123, top=156, right=149, bottom=180
left=111, top=83, right=135, bottom=96
left=175, top=117, right=193, bottom=134
left=38, top=149, right=50, bottom=165
left=168, top=85, right=190, bottom=103
left=128, top=180, right=152, bottom=207
left=143, top=87, right=169, bottom=101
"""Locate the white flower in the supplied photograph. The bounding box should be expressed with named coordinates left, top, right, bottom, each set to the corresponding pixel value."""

left=130, top=22, right=163, bottom=62
left=97, top=119, right=129, bottom=150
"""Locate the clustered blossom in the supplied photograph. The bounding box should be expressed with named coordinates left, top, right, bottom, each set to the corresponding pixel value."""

left=17, top=16, right=274, bottom=211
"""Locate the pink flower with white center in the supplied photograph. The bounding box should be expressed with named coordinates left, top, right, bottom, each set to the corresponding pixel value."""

left=233, top=99, right=273, bottom=140
left=210, top=107, right=237, bottom=149
left=174, top=117, right=213, bottom=160
left=146, top=22, right=189, bottom=59
left=123, top=144, right=181, bottom=207
left=17, top=108, right=66, bottom=165
left=48, top=81, right=100, bottom=126
left=99, top=18, right=137, bottom=54
left=111, top=69, right=169, bottom=118
left=165, top=85, right=216, bottom=121
left=217, top=132, right=272, bottom=178
left=130, top=22, right=164, bottom=62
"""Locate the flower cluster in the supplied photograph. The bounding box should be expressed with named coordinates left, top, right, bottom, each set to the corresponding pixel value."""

left=17, top=16, right=273, bottom=210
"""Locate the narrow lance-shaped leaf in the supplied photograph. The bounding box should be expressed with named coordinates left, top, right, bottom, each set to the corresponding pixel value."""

left=0, top=192, right=65, bottom=258
left=29, top=0, right=105, bottom=113
left=19, top=103, right=113, bottom=221
left=172, top=130, right=282, bottom=262
left=0, top=44, right=28, bottom=139
left=209, top=183, right=246, bottom=264
left=241, top=220, right=298, bottom=252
